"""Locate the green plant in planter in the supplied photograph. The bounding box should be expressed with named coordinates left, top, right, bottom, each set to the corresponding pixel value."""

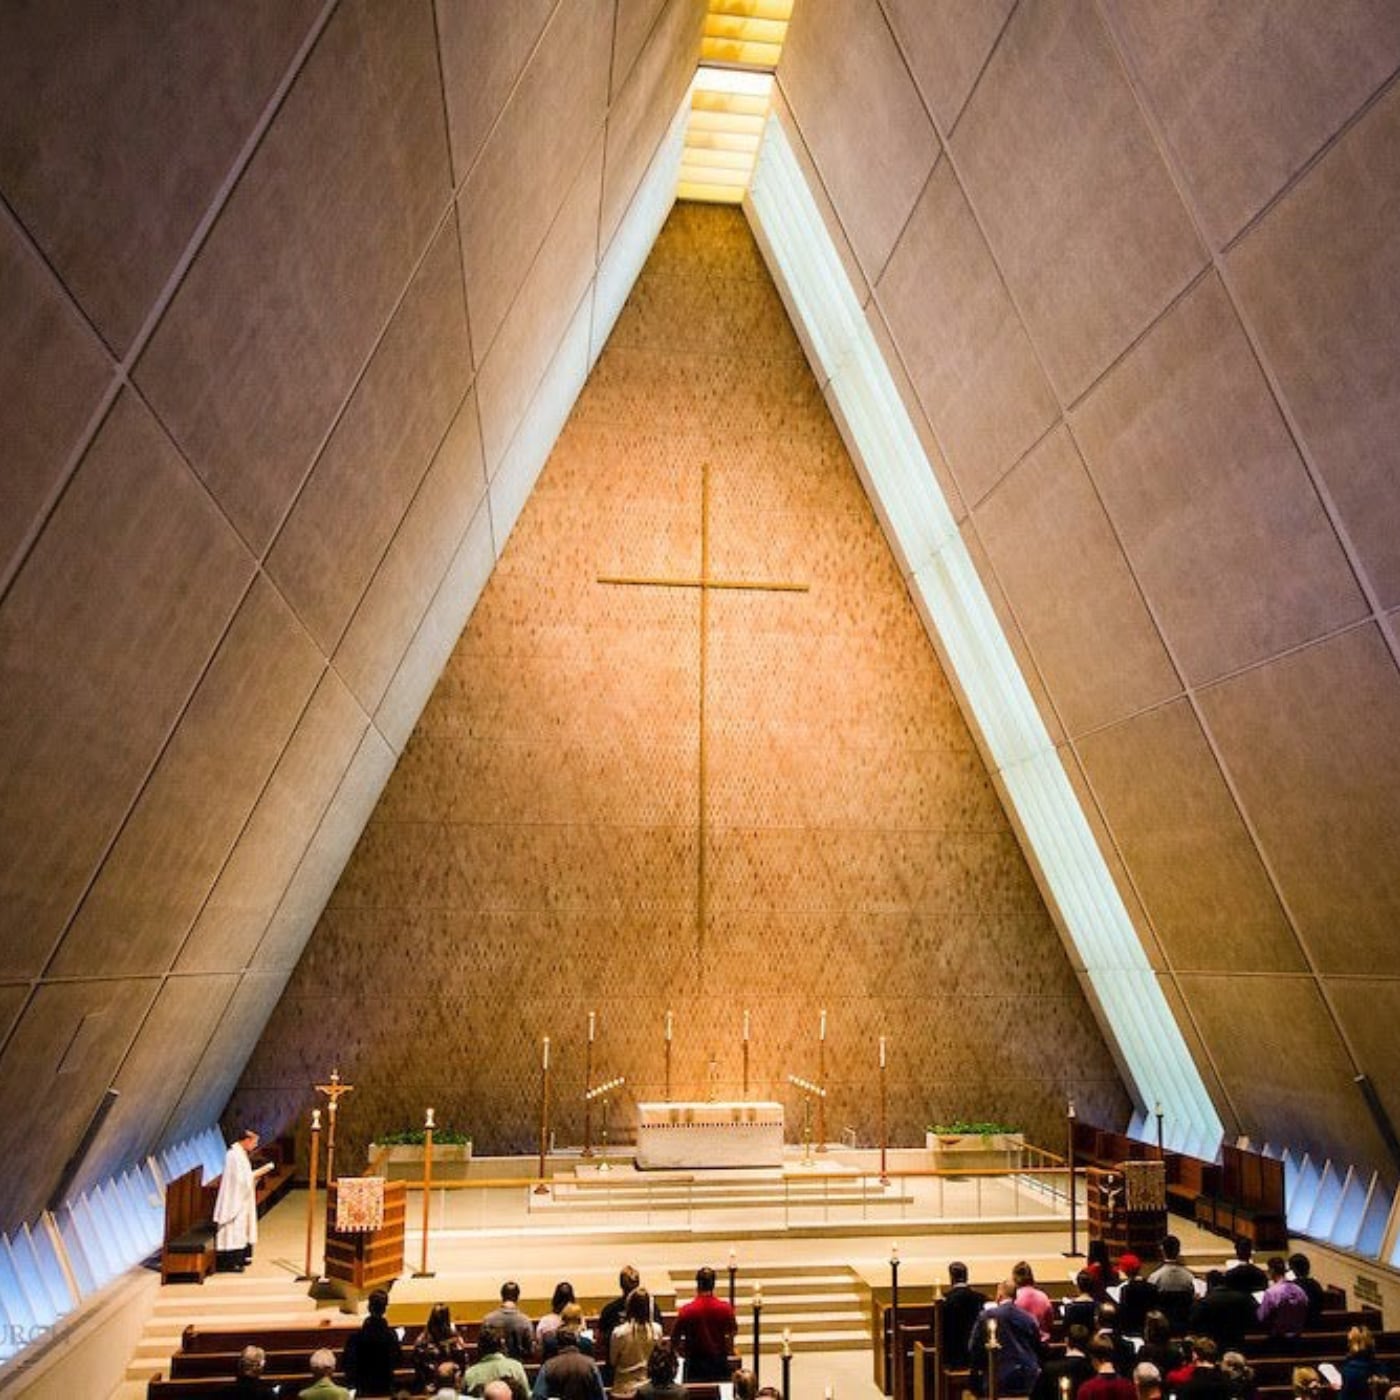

left=375, top=1128, right=473, bottom=1147
left=926, top=1119, right=1020, bottom=1137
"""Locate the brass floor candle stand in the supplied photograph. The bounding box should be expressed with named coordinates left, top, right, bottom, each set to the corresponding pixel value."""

left=535, top=1036, right=552, bottom=1195
left=752, top=1285, right=763, bottom=1388
left=414, top=1107, right=435, bottom=1278
left=298, top=1108, right=322, bottom=1282
left=781, top=1332, right=792, bottom=1400
left=728, top=1251, right=738, bottom=1308
left=889, top=1246, right=900, bottom=1400
left=1065, top=1101, right=1082, bottom=1256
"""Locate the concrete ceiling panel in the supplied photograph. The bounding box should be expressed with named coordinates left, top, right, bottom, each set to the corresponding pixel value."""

left=1228, top=82, right=1400, bottom=609
left=0, top=392, right=253, bottom=981
left=70, top=973, right=240, bottom=1197
left=949, top=0, right=1205, bottom=402
left=0, top=215, right=114, bottom=584
left=778, top=0, right=939, bottom=284
left=0, top=0, right=324, bottom=353
left=974, top=425, right=1181, bottom=736
left=612, top=0, right=670, bottom=100
left=1324, top=977, right=1400, bottom=1171
left=458, top=0, right=612, bottom=367
left=877, top=158, right=1058, bottom=507
left=1073, top=273, right=1367, bottom=685
left=0, top=986, right=28, bottom=1053
left=177, top=669, right=366, bottom=977
left=0, top=978, right=160, bottom=1226
left=135, top=0, right=452, bottom=551
left=599, top=0, right=706, bottom=249
left=1197, top=624, right=1400, bottom=977
left=52, top=576, right=324, bottom=980
left=1177, top=972, right=1388, bottom=1173
left=1076, top=699, right=1303, bottom=975
left=435, top=0, right=556, bottom=184
left=1104, top=0, right=1400, bottom=248
left=266, top=218, right=472, bottom=653
left=335, top=388, right=489, bottom=715
left=477, top=140, right=605, bottom=470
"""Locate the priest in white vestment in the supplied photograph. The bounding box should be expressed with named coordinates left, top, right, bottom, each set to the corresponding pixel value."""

left=212, top=1129, right=271, bottom=1271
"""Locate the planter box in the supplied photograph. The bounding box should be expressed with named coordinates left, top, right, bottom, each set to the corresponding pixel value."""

left=367, top=1142, right=473, bottom=1182
left=926, top=1132, right=1024, bottom=1171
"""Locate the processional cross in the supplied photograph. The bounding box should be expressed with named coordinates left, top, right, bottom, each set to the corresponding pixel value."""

left=598, top=460, right=808, bottom=963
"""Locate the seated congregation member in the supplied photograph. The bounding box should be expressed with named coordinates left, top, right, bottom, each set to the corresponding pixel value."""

left=1031, top=1324, right=1095, bottom=1400
left=1222, top=1240, right=1268, bottom=1296
left=637, top=1340, right=685, bottom=1400
left=429, top=1360, right=464, bottom=1398
left=1095, top=1302, right=1135, bottom=1378
left=226, top=1344, right=277, bottom=1398
left=671, top=1265, right=737, bottom=1382
left=1014, top=1261, right=1055, bottom=1342
left=542, top=1304, right=595, bottom=1360
left=536, top=1282, right=576, bottom=1353
left=415, top=1304, right=470, bottom=1390
left=1078, top=1336, right=1136, bottom=1400
left=1117, top=1255, right=1160, bottom=1337
left=1291, top=1368, right=1326, bottom=1400
left=1135, top=1312, right=1184, bottom=1378
left=1221, top=1352, right=1257, bottom=1400
left=611, top=1287, right=664, bottom=1397
left=1287, top=1255, right=1327, bottom=1327
left=463, top=1324, right=530, bottom=1400
left=1257, top=1257, right=1309, bottom=1340
left=970, top=1279, right=1043, bottom=1398
left=345, top=1287, right=403, bottom=1398
left=732, top=1369, right=758, bottom=1400
left=1149, top=1237, right=1198, bottom=1332
left=300, top=1348, right=351, bottom=1400
left=532, top=1327, right=605, bottom=1400
left=1338, top=1326, right=1389, bottom=1400
left=484, top=1281, right=536, bottom=1362
left=1178, top=1339, right=1232, bottom=1400
left=1064, top=1272, right=1099, bottom=1333
left=1188, top=1272, right=1258, bottom=1353
left=1134, top=1364, right=1163, bottom=1400
left=942, top=1261, right=990, bottom=1370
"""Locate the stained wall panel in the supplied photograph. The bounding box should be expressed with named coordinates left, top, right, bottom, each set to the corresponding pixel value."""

left=974, top=426, right=1180, bottom=736
left=135, top=0, right=452, bottom=551
left=878, top=159, right=1058, bottom=507
left=233, top=205, right=1128, bottom=1170
left=950, top=0, right=1205, bottom=402
left=267, top=218, right=472, bottom=652
left=1105, top=0, right=1400, bottom=247
left=178, top=669, right=366, bottom=976
left=1197, top=625, right=1400, bottom=978
left=1072, top=274, right=1367, bottom=684
left=778, top=0, right=939, bottom=283
left=0, top=979, right=160, bottom=1226
left=0, top=215, right=114, bottom=583
left=0, top=392, right=252, bottom=980
left=53, top=577, right=323, bottom=980
left=1076, top=701, right=1301, bottom=975
left=1228, top=82, right=1400, bottom=609
left=458, top=0, right=613, bottom=366
left=0, top=0, right=323, bottom=353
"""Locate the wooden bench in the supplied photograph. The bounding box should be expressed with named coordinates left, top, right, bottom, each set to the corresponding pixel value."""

left=159, top=1167, right=216, bottom=1284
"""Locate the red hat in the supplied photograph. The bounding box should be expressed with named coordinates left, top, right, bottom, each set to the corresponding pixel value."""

left=1118, top=1253, right=1141, bottom=1274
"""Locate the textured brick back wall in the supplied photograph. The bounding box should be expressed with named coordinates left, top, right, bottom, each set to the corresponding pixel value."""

left=228, top=203, right=1128, bottom=1167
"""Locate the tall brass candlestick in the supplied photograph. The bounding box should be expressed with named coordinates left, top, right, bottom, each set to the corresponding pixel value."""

left=299, top=1108, right=322, bottom=1281
left=743, top=1010, right=751, bottom=1099
left=664, top=1010, right=673, bottom=1099
left=879, top=1037, right=889, bottom=1185
left=1065, top=1101, right=1081, bottom=1257
left=535, top=1036, right=552, bottom=1195
left=583, top=1011, right=596, bottom=1158
left=817, top=1009, right=828, bottom=1152
left=416, top=1106, right=435, bottom=1277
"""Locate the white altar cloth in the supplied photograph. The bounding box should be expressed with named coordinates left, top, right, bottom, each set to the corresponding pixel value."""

left=635, top=1101, right=785, bottom=1169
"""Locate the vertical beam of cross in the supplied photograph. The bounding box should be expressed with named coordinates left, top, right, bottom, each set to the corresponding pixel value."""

left=598, top=460, right=808, bottom=965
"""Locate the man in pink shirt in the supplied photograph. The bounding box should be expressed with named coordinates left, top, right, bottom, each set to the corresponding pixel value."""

left=1013, top=1261, right=1055, bottom=1342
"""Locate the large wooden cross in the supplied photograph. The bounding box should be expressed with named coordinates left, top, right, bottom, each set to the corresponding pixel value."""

left=598, top=459, right=808, bottom=962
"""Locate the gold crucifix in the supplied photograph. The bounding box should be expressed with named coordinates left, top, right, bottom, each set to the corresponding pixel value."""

left=598, top=460, right=808, bottom=965
left=314, top=1067, right=354, bottom=1184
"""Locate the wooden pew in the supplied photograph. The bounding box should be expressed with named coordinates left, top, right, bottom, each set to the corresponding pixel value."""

left=159, top=1167, right=216, bottom=1284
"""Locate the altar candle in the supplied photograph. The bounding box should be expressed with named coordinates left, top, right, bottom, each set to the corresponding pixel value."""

left=825, top=1387, right=833, bottom=1400
left=988, top=1318, right=998, bottom=1346
left=729, top=1249, right=737, bottom=1269
left=543, top=1035, right=550, bottom=1070
left=743, top=1010, right=750, bottom=1042
left=425, top=1107, right=435, bottom=1130
left=891, top=1243, right=899, bottom=1265
left=311, top=1108, right=321, bottom=1132
left=880, top=1036, right=887, bottom=1069
left=666, top=1010, right=673, bottom=1042
left=754, top=1283, right=763, bottom=1307
left=820, top=1008, right=827, bottom=1041
left=588, top=1010, right=596, bottom=1043
left=1061, top=1377, right=1071, bottom=1400
left=782, top=1329, right=791, bottom=1358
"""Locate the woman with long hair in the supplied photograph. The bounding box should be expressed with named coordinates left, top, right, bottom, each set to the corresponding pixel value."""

left=610, top=1287, right=663, bottom=1397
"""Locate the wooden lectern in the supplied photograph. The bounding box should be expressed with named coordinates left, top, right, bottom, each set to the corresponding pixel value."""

left=324, top=1179, right=405, bottom=1296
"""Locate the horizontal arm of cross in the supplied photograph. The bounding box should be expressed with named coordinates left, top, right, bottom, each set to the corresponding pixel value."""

left=597, top=573, right=808, bottom=593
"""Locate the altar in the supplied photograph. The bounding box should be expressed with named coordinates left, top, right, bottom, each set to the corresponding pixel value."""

left=635, top=1101, right=785, bottom=1169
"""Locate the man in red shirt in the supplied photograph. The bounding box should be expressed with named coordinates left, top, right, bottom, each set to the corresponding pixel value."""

left=671, top=1266, right=737, bottom=1382
left=1078, top=1337, right=1136, bottom=1400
